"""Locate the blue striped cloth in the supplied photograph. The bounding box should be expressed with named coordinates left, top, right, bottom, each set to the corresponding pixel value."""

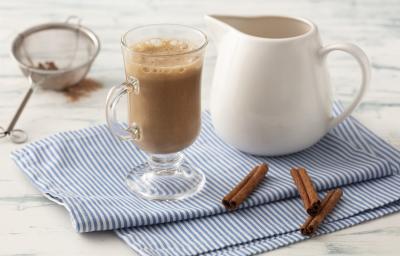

left=11, top=106, right=400, bottom=255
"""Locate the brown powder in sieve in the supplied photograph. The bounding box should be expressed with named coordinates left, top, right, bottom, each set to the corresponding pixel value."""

left=63, top=78, right=102, bottom=102
left=37, top=61, right=58, bottom=70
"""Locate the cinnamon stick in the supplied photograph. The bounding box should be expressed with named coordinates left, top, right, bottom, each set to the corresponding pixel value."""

left=301, top=188, right=343, bottom=236
left=222, top=163, right=268, bottom=210
left=291, top=167, right=321, bottom=216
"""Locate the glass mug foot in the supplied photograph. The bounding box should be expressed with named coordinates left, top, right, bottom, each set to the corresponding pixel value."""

left=126, top=153, right=205, bottom=200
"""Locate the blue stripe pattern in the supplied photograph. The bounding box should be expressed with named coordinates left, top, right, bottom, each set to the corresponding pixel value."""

left=11, top=104, right=400, bottom=255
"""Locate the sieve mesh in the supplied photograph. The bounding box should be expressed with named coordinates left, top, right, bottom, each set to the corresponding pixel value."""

left=12, top=21, right=100, bottom=90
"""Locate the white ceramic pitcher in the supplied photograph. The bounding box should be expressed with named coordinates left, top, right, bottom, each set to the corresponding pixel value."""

left=205, top=15, right=370, bottom=156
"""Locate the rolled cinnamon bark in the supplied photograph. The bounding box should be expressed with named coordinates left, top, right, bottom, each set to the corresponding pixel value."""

left=222, top=163, right=268, bottom=210
left=301, top=188, right=343, bottom=236
left=291, top=167, right=321, bottom=216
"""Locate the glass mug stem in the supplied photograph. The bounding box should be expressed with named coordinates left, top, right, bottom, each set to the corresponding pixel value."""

left=149, top=152, right=184, bottom=173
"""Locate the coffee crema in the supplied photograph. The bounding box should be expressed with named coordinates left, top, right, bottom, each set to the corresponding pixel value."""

left=124, top=39, right=204, bottom=154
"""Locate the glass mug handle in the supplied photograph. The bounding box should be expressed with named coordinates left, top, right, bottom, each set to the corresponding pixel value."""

left=105, top=76, right=141, bottom=141
left=319, top=43, right=371, bottom=130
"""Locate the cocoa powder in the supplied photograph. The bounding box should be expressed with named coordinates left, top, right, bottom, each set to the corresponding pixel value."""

left=63, top=78, right=102, bottom=102
left=37, top=61, right=58, bottom=70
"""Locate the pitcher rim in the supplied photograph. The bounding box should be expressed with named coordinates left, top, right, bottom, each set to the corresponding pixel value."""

left=206, top=14, right=317, bottom=41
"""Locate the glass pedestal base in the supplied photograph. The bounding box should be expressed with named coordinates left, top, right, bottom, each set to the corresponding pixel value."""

left=125, top=153, right=205, bottom=200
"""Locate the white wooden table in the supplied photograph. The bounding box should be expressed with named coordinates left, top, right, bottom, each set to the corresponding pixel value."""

left=1, top=0, right=400, bottom=255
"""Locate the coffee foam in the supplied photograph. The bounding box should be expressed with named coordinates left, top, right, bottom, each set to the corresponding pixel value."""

left=131, top=38, right=194, bottom=55
left=125, top=38, right=203, bottom=79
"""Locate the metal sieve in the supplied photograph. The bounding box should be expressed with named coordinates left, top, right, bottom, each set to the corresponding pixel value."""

left=11, top=16, right=100, bottom=90
left=0, top=17, right=100, bottom=144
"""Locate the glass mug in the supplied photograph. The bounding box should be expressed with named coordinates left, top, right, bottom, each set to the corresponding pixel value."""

left=106, top=24, right=207, bottom=200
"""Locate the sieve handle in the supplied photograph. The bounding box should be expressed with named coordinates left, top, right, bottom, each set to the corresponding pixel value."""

left=6, top=86, right=34, bottom=133
left=105, top=76, right=141, bottom=141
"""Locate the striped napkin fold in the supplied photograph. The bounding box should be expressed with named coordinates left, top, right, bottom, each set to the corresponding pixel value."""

left=11, top=105, right=400, bottom=255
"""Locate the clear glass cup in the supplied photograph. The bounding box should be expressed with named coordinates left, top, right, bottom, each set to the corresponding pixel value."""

left=106, top=24, right=207, bottom=200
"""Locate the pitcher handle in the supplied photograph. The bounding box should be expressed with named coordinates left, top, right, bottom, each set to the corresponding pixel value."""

left=319, top=43, right=371, bottom=130
left=105, top=76, right=141, bottom=141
